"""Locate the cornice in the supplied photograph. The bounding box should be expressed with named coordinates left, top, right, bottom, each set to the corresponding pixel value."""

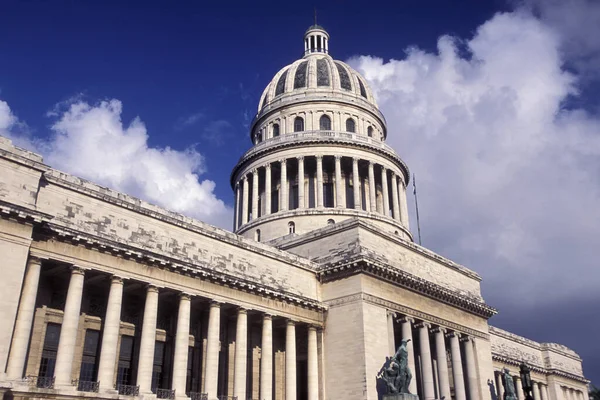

left=318, top=255, right=496, bottom=319
left=489, top=326, right=582, bottom=361
left=37, top=222, right=326, bottom=312
left=325, top=292, right=489, bottom=340
left=0, top=199, right=53, bottom=225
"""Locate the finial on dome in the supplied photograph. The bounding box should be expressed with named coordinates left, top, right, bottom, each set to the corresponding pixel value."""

left=303, top=18, right=329, bottom=57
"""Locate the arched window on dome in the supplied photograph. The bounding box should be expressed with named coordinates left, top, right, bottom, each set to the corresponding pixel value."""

left=367, top=126, right=373, bottom=137
left=346, top=118, right=356, bottom=133
left=319, top=115, right=331, bottom=131
left=288, top=221, right=295, bottom=234
left=273, top=124, right=280, bottom=138
left=327, top=219, right=335, bottom=225
left=294, top=117, right=304, bottom=132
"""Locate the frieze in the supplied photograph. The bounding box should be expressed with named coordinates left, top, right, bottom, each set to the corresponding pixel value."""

left=37, top=222, right=327, bottom=312
left=492, top=354, right=588, bottom=384
left=318, top=257, right=496, bottom=319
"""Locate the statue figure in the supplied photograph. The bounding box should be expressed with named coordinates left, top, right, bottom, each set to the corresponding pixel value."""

left=501, top=368, right=518, bottom=400
left=383, top=339, right=413, bottom=394
left=520, top=363, right=534, bottom=400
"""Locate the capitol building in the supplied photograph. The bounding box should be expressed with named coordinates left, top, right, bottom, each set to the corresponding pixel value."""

left=0, top=25, right=590, bottom=400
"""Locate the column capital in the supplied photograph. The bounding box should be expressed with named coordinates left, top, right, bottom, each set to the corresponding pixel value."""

left=179, top=292, right=192, bottom=301
left=110, top=275, right=125, bottom=285
left=446, top=331, right=462, bottom=339
left=316, top=154, right=323, bottom=161
left=398, top=315, right=414, bottom=324
left=146, top=284, right=159, bottom=293
left=307, top=324, right=320, bottom=332
left=431, top=326, right=447, bottom=334
left=243, top=175, right=248, bottom=182
left=265, top=163, right=271, bottom=170
left=236, top=306, right=248, bottom=315
left=297, top=156, right=304, bottom=162
left=279, top=158, right=287, bottom=164
left=27, top=255, right=44, bottom=266
left=460, top=335, right=474, bottom=343
left=70, top=265, right=86, bottom=275
left=287, top=319, right=297, bottom=326
left=262, top=313, right=273, bottom=320
left=387, top=310, right=397, bottom=318
left=414, top=321, right=431, bottom=329
left=353, top=157, right=359, bottom=163
left=209, top=300, right=222, bottom=308
left=334, top=155, right=342, bottom=161
left=252, top=168, right=258, bottom=175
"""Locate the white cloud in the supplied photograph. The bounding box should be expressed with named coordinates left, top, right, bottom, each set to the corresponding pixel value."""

left=349, top=10, right=600, bottom=306
left=1, top=98, right=232, bottom=228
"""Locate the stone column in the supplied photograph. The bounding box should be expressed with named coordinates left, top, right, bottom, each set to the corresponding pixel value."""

left=97, top=276, right=124, bottom=391
left=416, top=322, right=435, bottom=400
left=381, top=167, right=390, bottom=217
left=387, top=311, right=395, bottom=354
left=368, top=162, right=376, bottom=212
left=298, top=157, right=305, bottom=209
left=335, top=156, right=343, bottom=207
left=204, top=301, right=221, bottom=400
left=234, top=308, right=248, bottom=400
left=399, top=180, right=410, bottom=229
left=234, top=184, right=240, bottom=230
left=316, top=155, right=324, bottom=208
left=400, top=317, right=417, bottom=394
left=515, top=377, right=524, bottom=400
left=286, top=321, right=297, bottom=400
left=6, top=256, right=42, bottom=379
left=172, top=293, right=191, bottom=396
left=533, top=382, right=541, bottom=400
left=260, top=314, right=273, bottom=400
left=391, top=173, right=401, bottom=221
left=307, top=326, right=318, bottom=400
left=242, top=176, right=249, bottom=224
left=496, top=371, right=505, bottom=400
left=280, top=159, right=288, bottom=211
left=433, top=328, right=451, bottom=400
left=463, top=336, right=479, bottom=400
left=265, top=164, right=272, bottom=215
left=137, top=285, right=159, bottom=393
left=448, top=332, right=466, bottom=400
left=54, top=267, right=85, bottom=387
left=541, top=385, right=549, bottom=400
left=352, top=158, right=361, bottom=210
left=252, top=169, right=259, bottom=220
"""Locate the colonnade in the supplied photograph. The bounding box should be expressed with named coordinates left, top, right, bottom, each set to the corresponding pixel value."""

left=234, top=155, right=409, bottom=230
left=389, top=313, right=480, bottom=400
left=6, top=256, right=321, bottom=400
left=493, top=370, right=554, bottom=400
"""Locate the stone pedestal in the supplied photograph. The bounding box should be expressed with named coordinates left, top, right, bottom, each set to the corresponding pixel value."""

left=384, top=393, right=419, bottom=400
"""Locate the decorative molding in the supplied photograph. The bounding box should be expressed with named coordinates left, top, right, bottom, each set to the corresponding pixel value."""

left=319, top=257, right=495, bottom=319
left=0, top=199, right=53, bottom=225
left=492, top=353, right=588, bottom=384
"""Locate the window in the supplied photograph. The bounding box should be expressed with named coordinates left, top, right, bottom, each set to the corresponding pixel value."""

left=358, top=78, right=368, bottom=98
left=79, top=329, right=101, bottom=382
left=294, top=117, right=304, bottom=132
left=255, top=229, right=261, bottom=242
left=317, top=59, right=330, bottom=87
left=294, top=61, right=308, bottom=89
left=319, top=115, right=331, bottom=131
left=288, top=221, right=295, bottom=234
left=367, top=126, right=373, bottom=137
left=151, top=341, right=166, bottom=392
left=39, top=323, right=61, bottom=378
left=273, top=123, right=280, bottom=137
left=346, top=118, right=356, bottom=133
left=275, top=69, right=288, bottom=96
left=327, top=219, right=335, bottom=225
left=117, top=335, right=135, bottom=387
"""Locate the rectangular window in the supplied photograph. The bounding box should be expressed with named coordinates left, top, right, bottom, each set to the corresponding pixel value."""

left=79, top=329, right=101, bottom=382
left=117, top=335, right=135, bottom=386
left=324, top=183, right=334, bottom=208
left=151, top=341, right=165, bottom=392
left=39, top=323, right=61, bottom=378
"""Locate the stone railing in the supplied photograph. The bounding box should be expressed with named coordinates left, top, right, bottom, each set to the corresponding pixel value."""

left=240, top=130, right=398, bottom=161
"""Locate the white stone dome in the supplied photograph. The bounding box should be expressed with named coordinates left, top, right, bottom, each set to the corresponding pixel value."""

left=257, top=25, right=378, bottom=114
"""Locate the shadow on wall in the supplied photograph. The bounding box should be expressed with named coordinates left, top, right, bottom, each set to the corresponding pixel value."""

left=3, top=390, right=14, bottom=400
left=376, top=357, right=394, bottom=400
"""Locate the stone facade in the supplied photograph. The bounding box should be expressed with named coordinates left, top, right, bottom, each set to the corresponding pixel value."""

left=0, top=24, right=589, bottom=400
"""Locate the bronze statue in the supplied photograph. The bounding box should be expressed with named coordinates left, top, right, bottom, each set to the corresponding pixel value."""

left=383, top=339, right=413, bottom=394
left=520, top=363, right=534, bottom=400
left=501, top=368, right=518, bottom=400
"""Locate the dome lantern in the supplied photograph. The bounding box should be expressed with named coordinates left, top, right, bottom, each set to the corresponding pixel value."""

left=304, top=25, right=329, bottom=57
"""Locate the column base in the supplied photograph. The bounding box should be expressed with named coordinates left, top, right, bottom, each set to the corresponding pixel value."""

left=384, top=393, right=419, bottom=400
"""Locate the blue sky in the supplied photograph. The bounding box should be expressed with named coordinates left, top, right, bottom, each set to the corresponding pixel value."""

left=2, top=0, right=600, bottom=387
